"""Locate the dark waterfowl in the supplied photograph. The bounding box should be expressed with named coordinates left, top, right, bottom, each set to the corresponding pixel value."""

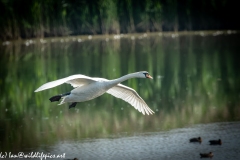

left=200, top=152, right=213, bottom=158
left=209, top=139, right=222, bottom=145
left=189, top=137, right=202, bottom=143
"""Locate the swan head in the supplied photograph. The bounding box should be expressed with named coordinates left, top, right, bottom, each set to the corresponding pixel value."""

left=139, top=71, right=153, bottom=79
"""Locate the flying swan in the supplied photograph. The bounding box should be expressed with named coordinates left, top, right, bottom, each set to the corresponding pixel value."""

left=35, top=71, right=154, bottom=115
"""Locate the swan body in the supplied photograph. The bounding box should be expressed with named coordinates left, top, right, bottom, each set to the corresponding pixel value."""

left=35, top=71, right=154, bottom=115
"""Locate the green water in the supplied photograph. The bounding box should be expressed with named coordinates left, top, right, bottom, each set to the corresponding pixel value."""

left=0, top=32, right=240, bottom=152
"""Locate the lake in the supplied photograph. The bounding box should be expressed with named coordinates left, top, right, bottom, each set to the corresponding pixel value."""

left=0, top=31, right=240, bottom=159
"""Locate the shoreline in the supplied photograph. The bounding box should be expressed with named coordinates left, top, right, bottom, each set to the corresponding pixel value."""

left=1, top=30, right=239, bottom=46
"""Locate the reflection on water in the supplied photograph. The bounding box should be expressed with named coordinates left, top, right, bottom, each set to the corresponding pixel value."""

left=0, top=32, right=240, bottom=153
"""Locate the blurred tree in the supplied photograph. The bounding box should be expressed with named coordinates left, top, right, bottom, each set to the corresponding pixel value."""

left=0, top=0, right=239, bottom=40
left=98, top=0, right=119, bottom=34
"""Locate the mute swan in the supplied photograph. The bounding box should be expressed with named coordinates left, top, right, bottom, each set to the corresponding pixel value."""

left=35, top=71, right=154, bottom=115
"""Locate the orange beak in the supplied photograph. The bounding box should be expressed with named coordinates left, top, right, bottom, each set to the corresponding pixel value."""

left=146, top=74, right=153, bottom=79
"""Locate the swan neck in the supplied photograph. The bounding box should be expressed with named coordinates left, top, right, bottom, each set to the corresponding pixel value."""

left=112, top=73, right=139, bottom=84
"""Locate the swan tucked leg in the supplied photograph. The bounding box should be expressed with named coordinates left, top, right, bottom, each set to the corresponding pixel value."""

left=69, top=102, right=77, bottom=109
left=49, top=92, right=70, bottom=102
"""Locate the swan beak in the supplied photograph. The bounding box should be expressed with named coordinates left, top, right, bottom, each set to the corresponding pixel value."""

left=146, top=74, right=153, bottom=79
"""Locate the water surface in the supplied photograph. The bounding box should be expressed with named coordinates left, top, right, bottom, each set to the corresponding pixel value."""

left=0, top=31, right=240, bottom=157
left=46, top=121, right=240, bottom=160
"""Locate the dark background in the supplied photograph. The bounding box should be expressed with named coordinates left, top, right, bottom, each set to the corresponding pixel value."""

left=0, top=0, right=239, bottom=40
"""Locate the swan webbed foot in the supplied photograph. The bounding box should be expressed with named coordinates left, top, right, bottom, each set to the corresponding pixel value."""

left=49, top=95, right=62, bottom=102
left=49, top=92, right=70, bottom=102
left=69, top=102, right=77, bottom=109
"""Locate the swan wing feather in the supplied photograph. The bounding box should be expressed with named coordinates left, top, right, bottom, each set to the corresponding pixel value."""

left=106, top=84, right=154, bottom=115
left=35, top=74, right=96, bottom=92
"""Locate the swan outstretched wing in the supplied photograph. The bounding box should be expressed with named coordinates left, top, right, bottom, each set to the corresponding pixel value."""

left=106, top=84, right=154, bottom=115
left=35, top=74, right=96, bottom=92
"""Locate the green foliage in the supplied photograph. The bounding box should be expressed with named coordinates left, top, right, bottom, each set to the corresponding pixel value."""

left=0, top=0, right=239, bottom=40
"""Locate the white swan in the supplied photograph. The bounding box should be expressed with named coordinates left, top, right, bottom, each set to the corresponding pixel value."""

left=35, top=71, right=154, bottom=115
